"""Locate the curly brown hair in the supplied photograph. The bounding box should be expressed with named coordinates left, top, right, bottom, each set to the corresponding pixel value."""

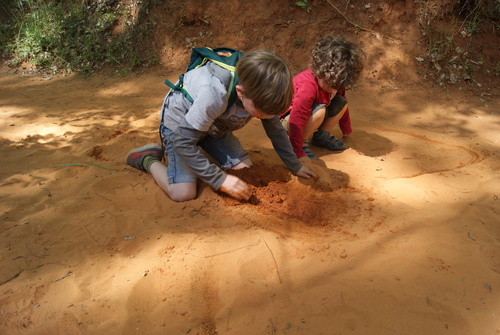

left=236, top=50, right=294, bottom=115
left=310, top=36, right=364, bottom=91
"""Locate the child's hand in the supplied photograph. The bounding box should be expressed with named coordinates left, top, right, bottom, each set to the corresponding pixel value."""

left=220, top=174, right=252, bottom=201
left=295, top=166, right=318, bottom=179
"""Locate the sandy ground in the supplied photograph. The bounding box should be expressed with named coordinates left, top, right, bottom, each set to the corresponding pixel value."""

left=0, top=65, right=499, bottom=335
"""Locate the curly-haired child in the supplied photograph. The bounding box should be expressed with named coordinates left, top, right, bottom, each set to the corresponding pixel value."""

left=280, top=35, right=364, bottom=162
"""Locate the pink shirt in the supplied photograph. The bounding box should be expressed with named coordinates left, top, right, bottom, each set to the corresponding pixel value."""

left=281, top=69, right=352, bottom=159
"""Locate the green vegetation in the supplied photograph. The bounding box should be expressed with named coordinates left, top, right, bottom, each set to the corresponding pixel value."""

left=0, top=0, right=160, bottom=76
left=295, top=0, right=311, bottom=14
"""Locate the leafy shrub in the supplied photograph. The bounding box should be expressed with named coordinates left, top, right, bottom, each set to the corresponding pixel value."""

left=2, top=0, right=159, bottom=75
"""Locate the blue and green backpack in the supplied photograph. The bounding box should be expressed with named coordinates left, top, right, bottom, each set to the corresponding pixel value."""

left=159, top=47, right=244, bottom=158
left=164, top=47, right=244, bottom=107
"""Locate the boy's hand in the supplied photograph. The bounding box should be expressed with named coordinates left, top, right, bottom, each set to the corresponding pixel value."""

left=295, top=166, right=317, bottom=179
left=220, top=174, right=252, bottom=201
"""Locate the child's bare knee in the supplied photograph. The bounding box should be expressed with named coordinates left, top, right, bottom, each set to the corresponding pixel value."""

left=170, top=190, right=197, bottom=202
left=168, top=183, right=197, bottom=202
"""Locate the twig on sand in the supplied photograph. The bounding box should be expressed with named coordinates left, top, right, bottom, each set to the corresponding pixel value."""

left=52, top=270, right=72, bottom=283
left=186, top=240, right=261, bottom=258
left=269, top=318, right=277, bottom=334
left=41, top=187, right=52, bottom=198
left=0, top=269, right=24, bottom=286
left=261, top=238, right=283, bottom=284
left=95, top=192, right=112, bottom=202
left=29, top=262, right=71, bottom=271
left=24, top=244, right=49, bottom=258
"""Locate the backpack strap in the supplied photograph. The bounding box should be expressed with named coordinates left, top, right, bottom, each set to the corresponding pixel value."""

left=164, top=74, right=194, bottom=103
left=206, top=61, right=234, bottom=102
left=202, top=47, right=242, bottom=106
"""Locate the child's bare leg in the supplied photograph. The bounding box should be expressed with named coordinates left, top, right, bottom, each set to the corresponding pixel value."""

left=292, top=106, right=327, bottom=162
left=149, top=161, right=197, bottom=202
left=319, top=104, right=348, bottom=133
left=303, top=106, right=326, bottom=140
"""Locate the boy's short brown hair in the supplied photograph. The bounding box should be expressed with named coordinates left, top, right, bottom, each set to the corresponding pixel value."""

left=236, top=50, right=293, bottom=115
left=310, top=36, right=364, bottom=91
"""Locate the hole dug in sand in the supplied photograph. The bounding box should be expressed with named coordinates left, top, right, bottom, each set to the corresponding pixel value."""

left=224, top=163, right=350, bottom=226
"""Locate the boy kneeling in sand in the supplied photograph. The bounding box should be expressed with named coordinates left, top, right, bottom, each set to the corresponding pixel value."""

left=280, top=35, right=364, bottom=162
left=126, top=50, right=316, bottom=202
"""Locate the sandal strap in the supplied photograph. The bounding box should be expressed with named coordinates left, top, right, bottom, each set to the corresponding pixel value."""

left=302, top=145, right=317, bottom=159
left=312, top=133, right=346, bottom=151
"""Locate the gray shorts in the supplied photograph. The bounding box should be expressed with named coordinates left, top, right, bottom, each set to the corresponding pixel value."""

left=281, top=94, right=347, bottom=130
left=160, top=124, right=249, bottom=184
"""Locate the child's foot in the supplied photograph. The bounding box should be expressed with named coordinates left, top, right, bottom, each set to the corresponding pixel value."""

left=126, top=143, right=163, bottom=172
left=311, top=131, right=347, bottom=151
left=303, top=141, right=317, bottom=160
